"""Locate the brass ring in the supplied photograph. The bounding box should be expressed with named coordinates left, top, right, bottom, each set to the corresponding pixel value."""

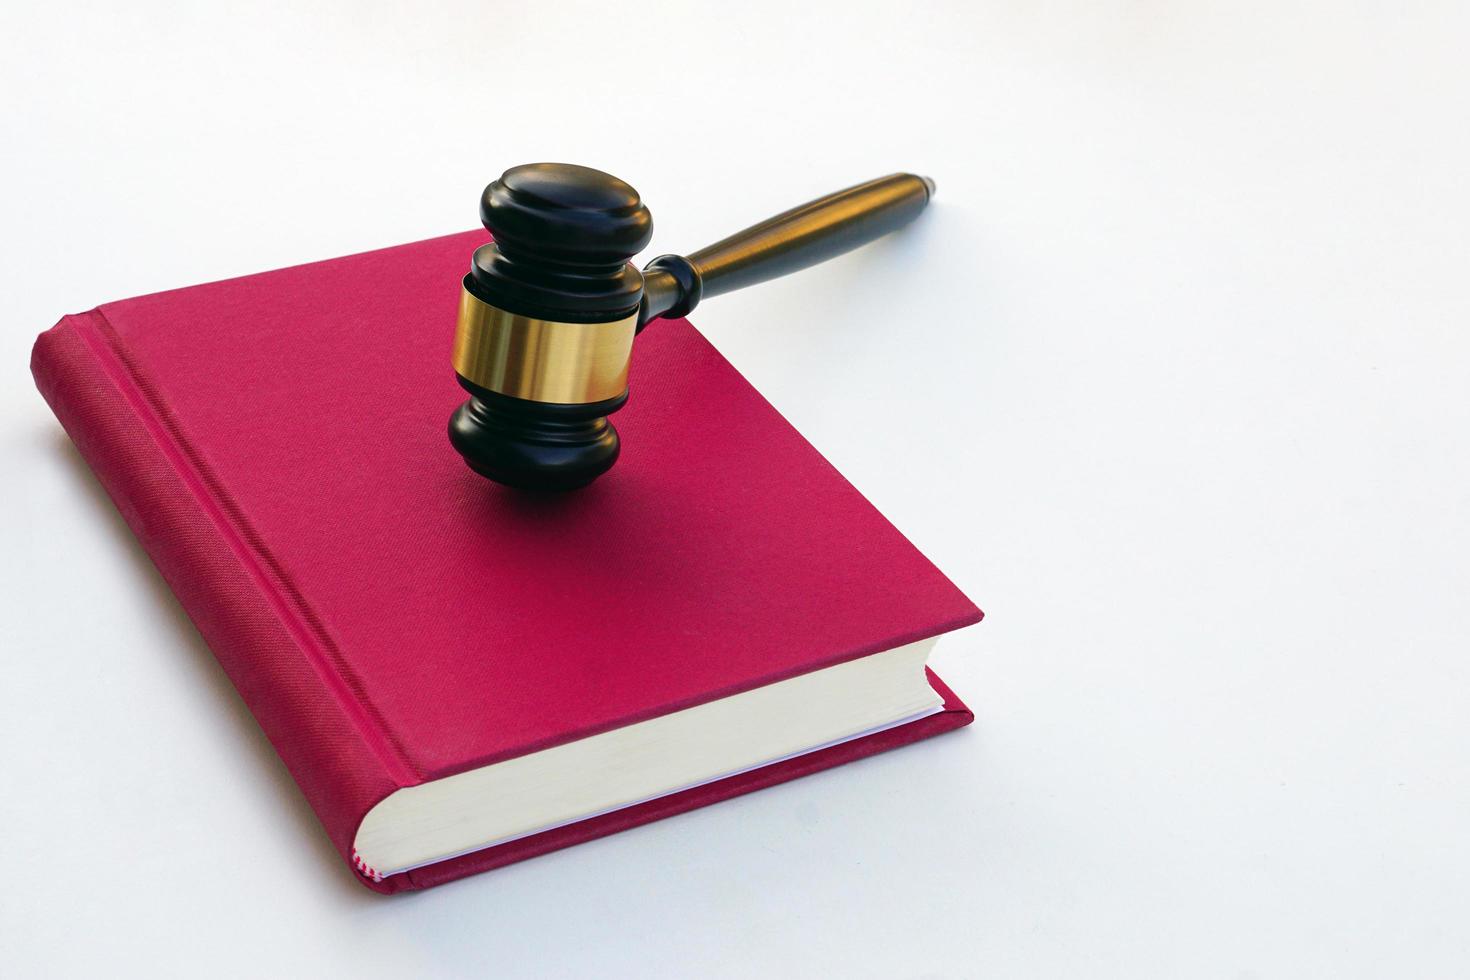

left=451, top=287, right=635, bottom=404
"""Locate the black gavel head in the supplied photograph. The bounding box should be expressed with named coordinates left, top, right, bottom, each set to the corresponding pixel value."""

left=448, top=163, right=653, bottom=490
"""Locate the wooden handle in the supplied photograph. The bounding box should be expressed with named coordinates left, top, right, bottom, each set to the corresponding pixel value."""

left=639, top=173, right=934, bottom=327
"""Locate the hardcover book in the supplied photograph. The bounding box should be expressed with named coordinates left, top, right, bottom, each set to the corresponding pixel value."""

left=30, top=230, right=982, bottom=893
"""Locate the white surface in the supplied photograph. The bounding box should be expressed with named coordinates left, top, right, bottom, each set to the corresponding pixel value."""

left=2, top=1, right=1467, bottom=976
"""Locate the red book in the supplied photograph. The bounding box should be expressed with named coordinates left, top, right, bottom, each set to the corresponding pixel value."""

left=30, top=230, right=981, bottom=893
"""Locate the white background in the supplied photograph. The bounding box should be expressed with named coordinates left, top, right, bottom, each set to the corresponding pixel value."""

left=3, top=2, right=1467, bottom=976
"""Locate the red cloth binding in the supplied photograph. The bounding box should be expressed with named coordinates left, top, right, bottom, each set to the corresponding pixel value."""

left=31, top=231, right=981, bottom=892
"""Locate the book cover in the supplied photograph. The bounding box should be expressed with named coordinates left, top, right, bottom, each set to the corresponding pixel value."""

left=30, top=230, right=981, bottom=893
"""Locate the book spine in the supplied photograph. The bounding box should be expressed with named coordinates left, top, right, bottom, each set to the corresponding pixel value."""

left=31, top=312, right=404, bottom=891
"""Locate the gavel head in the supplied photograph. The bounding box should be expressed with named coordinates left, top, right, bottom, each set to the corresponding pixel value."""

left=448, top=163, right=653, bottom=490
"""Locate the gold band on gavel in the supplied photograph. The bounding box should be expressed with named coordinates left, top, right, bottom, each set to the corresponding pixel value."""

left=451, top=287, right=636, bottom=404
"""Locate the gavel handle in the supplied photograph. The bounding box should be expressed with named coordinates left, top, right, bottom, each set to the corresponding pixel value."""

left=637, top=172, right=934, bottom=330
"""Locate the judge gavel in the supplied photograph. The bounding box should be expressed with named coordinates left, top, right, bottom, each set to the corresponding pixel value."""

left=449, top=163, right=935, bottom=490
